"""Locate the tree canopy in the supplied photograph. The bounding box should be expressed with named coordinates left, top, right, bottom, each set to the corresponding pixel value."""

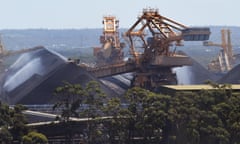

left=52, top=81, right=240, bottom=144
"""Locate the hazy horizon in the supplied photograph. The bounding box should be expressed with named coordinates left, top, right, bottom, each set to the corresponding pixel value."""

left=0, top=0, right=240, bottom=29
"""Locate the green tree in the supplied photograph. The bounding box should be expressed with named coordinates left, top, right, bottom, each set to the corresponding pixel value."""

left=81, top=81, right=107, bottom=144
left=143, top=92, right=171, bottom=143
left=53, top=81, right=85, bottom=122
left=22, top=131, right=48, bottom=144
left=168, top=91, right=201, bottom=144
left=53, top=81, right=107, bottom=144
left=52, top=81, right=240, bottom=144
left=103, top=97, right=122, bottom=143
left=212, top=91, right=240, bottom=144
left=196, top=84, right=232, bottom=144
left=0, top=101, right=13, bottom=143
left=227, top=93, right=240, bottom=143
left=0, top=126, right=12, bottom=144
left=0, top=102, right=28, bottom=143
left=123, top=87, right=150, bottom=143
left=53, top=81, right=85, bottom=143
left=167, top=83, right=236, bottom=144
left=116, top=87, right=171, bottom=143
left=10, top=104, right=28, bottom=141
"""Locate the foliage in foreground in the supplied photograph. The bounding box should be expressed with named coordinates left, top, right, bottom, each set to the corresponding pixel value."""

left=0, top=102, right=48, bottom=143
left=0, top=103, right=28, bottom=143
left=22, top=131, right=48, bottom=144
left=52, top=81, right=240, bottom=144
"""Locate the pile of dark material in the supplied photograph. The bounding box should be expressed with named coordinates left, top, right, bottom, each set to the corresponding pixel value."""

left=1, top=47, right=238, bottom=105
left=174, top=57, right=221, bottom=85
left=183, top=58, right=240, bottom=85
left=218, top=64, right=240, bottom=84
left=187, top=57, right=221, bottom=84
left=0, top=47, right=117, bottom=105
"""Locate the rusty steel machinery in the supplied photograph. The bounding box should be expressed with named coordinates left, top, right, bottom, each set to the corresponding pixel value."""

left=204, top=29, right=234, bottom=72
left=124, top=8, right=210, bottom=89
left=93, top=16, right=125, bottom=66
left=89, top=8, right=210, bottom=91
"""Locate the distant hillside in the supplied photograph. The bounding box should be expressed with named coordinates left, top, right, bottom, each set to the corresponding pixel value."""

left=0, top=26, right=240, bottom=67
left=0, top=29, right=102, bottom=50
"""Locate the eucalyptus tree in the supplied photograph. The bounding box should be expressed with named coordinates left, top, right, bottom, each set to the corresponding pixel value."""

left=52, top=81, right=240, bottom=144
left=168, top=91, right=201, bottom=144
left=118, top=87, right=171, bottom=143
left=81, top=81, right=107, bottom=144
left=103, top=97, right=123, bottom=143
left=0, top=102, right=28, bottom=143
left=0, top=101, right=13, bottom=143
left=53, top=81, right=85, bottom=143
left=211, top=87, right=240, bottom=144
left=167, top=83, right=236, bottom=144
left=0, top=126, right=12, bottom=144
left=227, top=92, right=240, bottom=143
left=53, top=81, right=85, bottom=122
left=123, top=87, right=151, bottom=143
left=53, top=81, right=107, bottom=144
left=22, top=131, right=48, bottom=144
left=143, top=92, right=171, bottom=143
left=195, top=84, right=232, bottom=144
left=10, top=104, right=28, bottom=141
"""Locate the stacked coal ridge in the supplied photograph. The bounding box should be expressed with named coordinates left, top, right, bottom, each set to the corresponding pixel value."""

left=218, top=64, right=240, bottom=84
left=0, top=47, right=116, bottom=104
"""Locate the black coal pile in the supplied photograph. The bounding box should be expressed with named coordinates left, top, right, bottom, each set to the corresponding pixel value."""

left=174, top=57, right=221, bottom=84
left=0, top=47, right=228, bottom=105
left=0, top=47, right=117, bottom=105
left=100, top=73, right=133, bottom=95
left=218, top=64, right=240, bottom=84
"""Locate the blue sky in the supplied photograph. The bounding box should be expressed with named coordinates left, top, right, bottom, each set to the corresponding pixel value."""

left=0, top=0, right=239, bottom=29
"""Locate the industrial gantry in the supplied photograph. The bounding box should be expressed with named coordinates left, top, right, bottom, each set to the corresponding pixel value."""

left=124, top=8, right=210, bottom=89
left=93, top=16, right=125, bottom=66
left=88, top=8, right=210, bottom=91
left=204, top=29, right=234, bottom=73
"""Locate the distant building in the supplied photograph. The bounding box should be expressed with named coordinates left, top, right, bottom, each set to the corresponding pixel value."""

left=159, top=84, right=240, bottom=95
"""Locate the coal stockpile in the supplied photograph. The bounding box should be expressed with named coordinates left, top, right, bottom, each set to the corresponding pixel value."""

left=188, top=58, right=221, bottom=84
left=0, top=48, right=117, bottom=105
left=218, top=64, right=240, bottom=84
left=100, top=73, right=133, bottom=95
left=175, top=57, right=221, bottom=84
left=0, top=47, right=228, bottom=105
